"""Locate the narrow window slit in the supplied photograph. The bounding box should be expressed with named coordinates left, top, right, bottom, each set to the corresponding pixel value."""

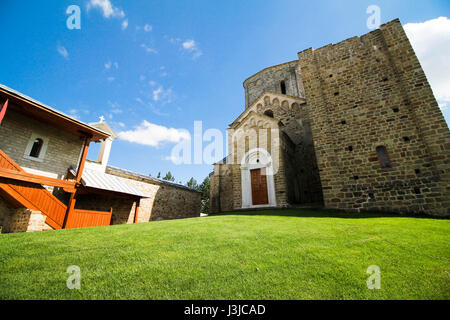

left=280, top=81, right=286, bottom=94
left=376, top=146, right=391, bottom=168
left=29, top=138, right=44, bottom=158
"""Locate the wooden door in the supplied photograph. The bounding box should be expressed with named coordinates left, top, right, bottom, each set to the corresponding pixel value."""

left=250, top=168, right=269, bottom=205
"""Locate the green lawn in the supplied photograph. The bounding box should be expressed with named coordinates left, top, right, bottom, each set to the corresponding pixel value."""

left=0, top=209, right=449, bottom=300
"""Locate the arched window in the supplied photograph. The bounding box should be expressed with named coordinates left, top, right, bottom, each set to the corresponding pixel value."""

left=29, top=138, right=44, bottom=158
left=264, top=110, right=274, bottom=118
left=280, top=81, right=286, bottom=94
left=376, top=146, right=391, bottom=168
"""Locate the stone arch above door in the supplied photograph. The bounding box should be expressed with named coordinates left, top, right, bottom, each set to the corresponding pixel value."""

left=240, top=148, right=277, bottom=208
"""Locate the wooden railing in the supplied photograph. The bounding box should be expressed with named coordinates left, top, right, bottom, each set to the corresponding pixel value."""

left=0, top=167, right=76, bottom=191
left=0, top=149, right=111, bottom=230
left=65, top=208, right=113, bottom=229
left=0, top=149, right=24, bottom=171
left=0, top=150, right=70, bottom=229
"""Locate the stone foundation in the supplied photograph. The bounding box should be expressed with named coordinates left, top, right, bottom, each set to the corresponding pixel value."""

left=0, top=198, right=45, bottom=233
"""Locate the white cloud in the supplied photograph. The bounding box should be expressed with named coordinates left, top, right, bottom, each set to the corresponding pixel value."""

left=152, top=86, right=173, bottom=103
left=57, top=45, right=69, bottom=59
left=105, top=61, right=118, bottom=70
left=87, top=0, right=125, bottom=19
left=182, top=40, right=196, bottom=50
left=108, top=101, right=122, bottom=114
left=181, top=39, right=202, bottom=59
left=153, top=87, right=163, bottom=101
left=135, top=97, right=144, bottom=104
left=135, top=96, right=169, bottom=116
left=108, top=101, right=120, bottom=108
left=144, top=24, right=152, bottom=32
left=118, top=120, right=190, bottom=147
left=121, top=19, right=128, bottom=30
left=140, top=43, right=158, bottom=54
left=404, top=17, right=450, bottom=106
left=168, top=37, right=202, bottom=58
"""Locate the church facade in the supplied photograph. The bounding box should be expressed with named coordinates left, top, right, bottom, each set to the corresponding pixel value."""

left=210, top=19, right=450, bottom=216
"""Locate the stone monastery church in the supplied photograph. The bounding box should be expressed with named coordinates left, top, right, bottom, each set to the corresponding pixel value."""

left=0, top=18, right=449, bottom=234
left=210, top=19, right=450, bottom=216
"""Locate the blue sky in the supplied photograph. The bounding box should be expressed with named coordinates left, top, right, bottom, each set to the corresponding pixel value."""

left=1, top=0, right=449, bottom=184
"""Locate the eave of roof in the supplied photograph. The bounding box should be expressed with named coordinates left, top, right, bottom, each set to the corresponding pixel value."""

left=0, top=84, right=110, bottom=142
left=70, top=168, right=150, bottom=198
left=232, top=110, right=281, bottom=130
left=229, top=91, right=305, bottom=127
left=89, top=121, right=118, bottom=140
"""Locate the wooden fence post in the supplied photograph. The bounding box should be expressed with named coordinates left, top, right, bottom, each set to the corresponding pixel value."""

left=134, top=199, right=140, bottom=224
left=62, top=194, right=76, bottom=229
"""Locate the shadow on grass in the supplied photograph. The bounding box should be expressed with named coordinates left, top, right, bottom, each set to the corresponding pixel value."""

left=209, top=207, right=448, bottom=220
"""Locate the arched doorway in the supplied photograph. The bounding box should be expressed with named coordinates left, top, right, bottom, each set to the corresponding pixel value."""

left=240, top=148, right=277, bottom=208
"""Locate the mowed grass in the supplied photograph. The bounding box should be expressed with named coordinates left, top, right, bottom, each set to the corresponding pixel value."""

left=0, top=209, right=449, bottom=300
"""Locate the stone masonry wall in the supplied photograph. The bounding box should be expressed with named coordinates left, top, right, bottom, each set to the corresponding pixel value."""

left=244, top=61, right=303, bottom=108
left=211, top=114, right=290, bottom=210
left=75, top=169, right=201, bottom=224
left=0, top=108, right=84, bottom=179
left=210, top=164, right=234, bottom=213
left=297, top=19, right=450, bottom=216
left=0, top=197, right=13, bottom=233
left=211, top=91, right=324, bottom=211
left=0, top=197, right=45, bottom=233
left=254, top=94, right=323, bottom=204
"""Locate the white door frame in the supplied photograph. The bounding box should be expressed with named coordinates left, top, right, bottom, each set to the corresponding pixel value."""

left=240, top=148, right=277, bottom=208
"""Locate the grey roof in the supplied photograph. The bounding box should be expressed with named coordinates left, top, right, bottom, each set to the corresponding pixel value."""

left=106, top=165, right=201, bottom=193
left=0, top=83, right=110, bottom=137
left=71, top=168, right=150, bottom=198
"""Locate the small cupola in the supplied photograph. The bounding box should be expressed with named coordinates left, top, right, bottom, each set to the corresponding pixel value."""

left=89, top=118, right=118, bottom=171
